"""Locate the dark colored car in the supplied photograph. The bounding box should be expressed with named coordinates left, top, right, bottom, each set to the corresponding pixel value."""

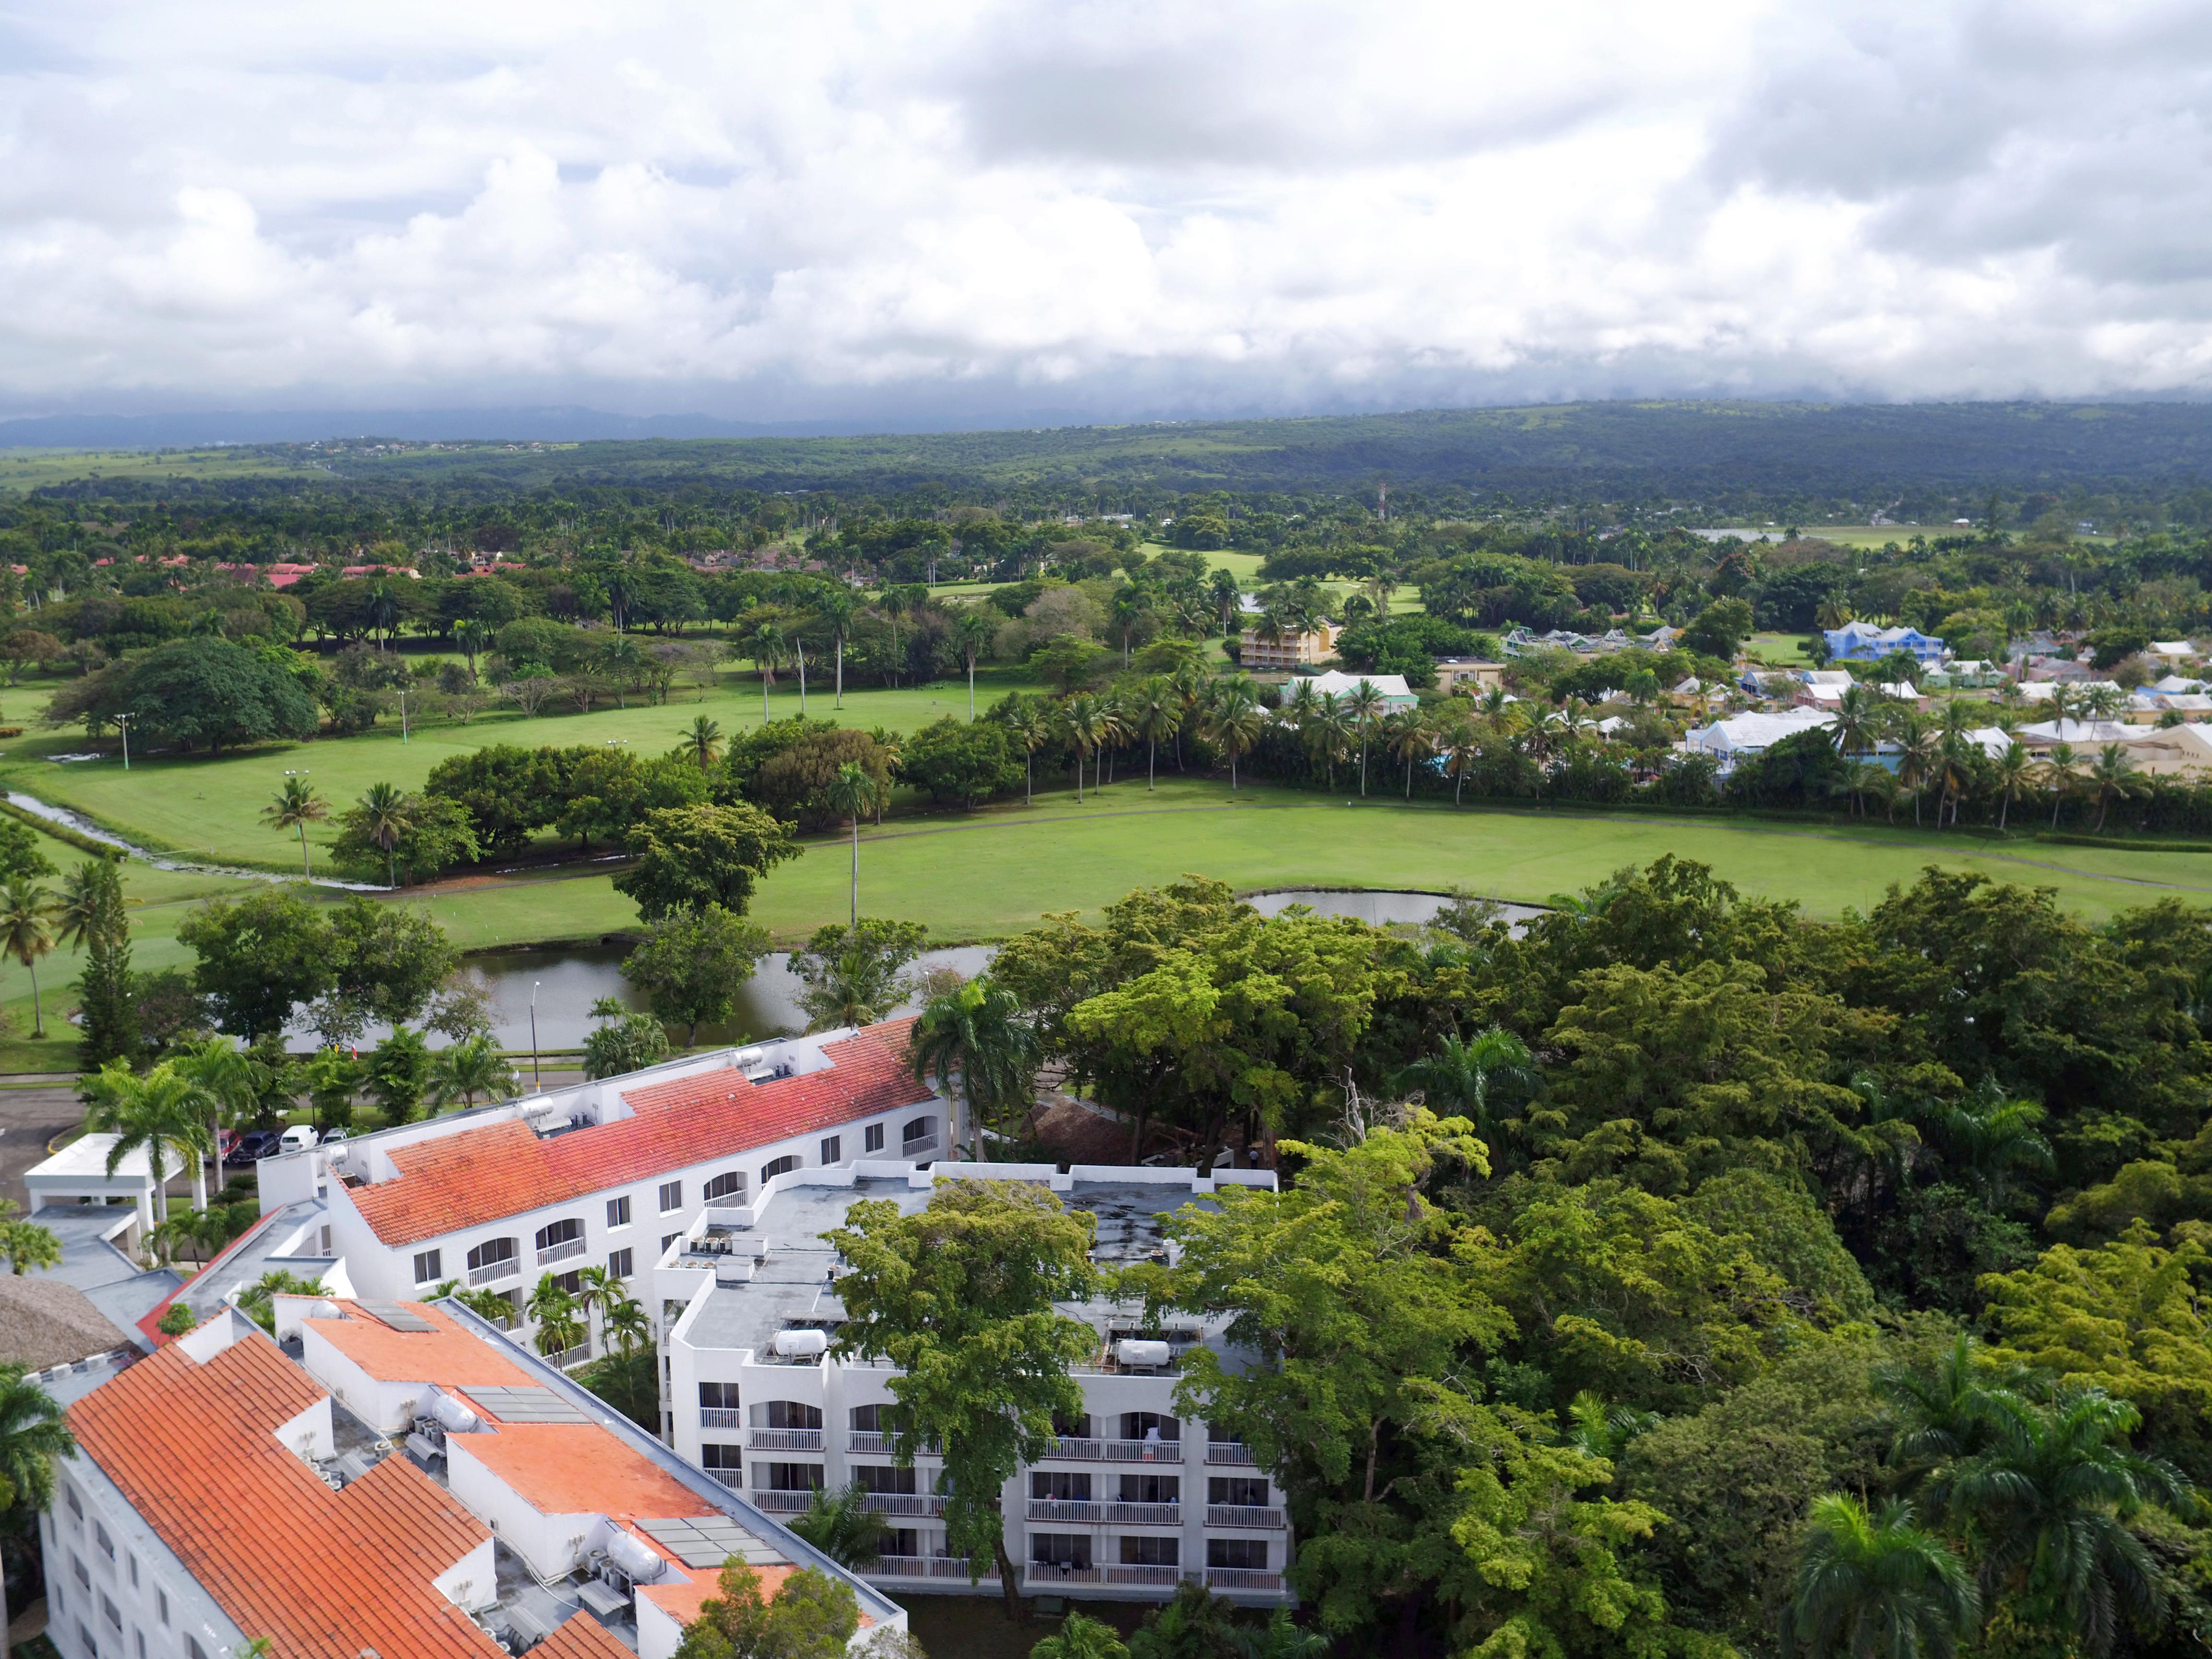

left=225, top=1129, right=280, bottom=1166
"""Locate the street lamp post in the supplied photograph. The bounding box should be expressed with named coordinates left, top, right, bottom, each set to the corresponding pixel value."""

left=530, top=981, right=541, bottom=1092
left=116, top=712, right=131, bottom=771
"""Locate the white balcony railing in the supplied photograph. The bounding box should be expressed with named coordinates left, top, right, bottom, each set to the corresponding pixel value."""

left=928, top=1556, right=996, bottom=1581
left=1026, top=1499, right=1103, bottom=1523
left=1102, top=1440, right=1182, bottom=1463
left=861, top=1492, right=941, bottom=1516
left=700, top=1408, right=742, bottom=1430
left=752, top=1490, right=817, bottom=1513
left=1108, top=1502, right=1181, bottom=1525
left=707, top=1470, right=743, bottom=1491
left=468, top=1259, right=518, bottom=1286
left=847, top=1431, right=940, bottom=1456
left=1106, top=1565, right=1194, bottom=1587
left=1206, top=1568, right=1284, bottom=1592
left=542, top=1342, right=591, bottom=1368
left=1040, top=1436, right=1102, bottom=1460
left=1204, top=1505, right=1286, bottom=1529
left=1206, top=1442, right=1255, bottom=1466
left=865, top=1557, right=928, bottom=1578
left=900, top=1136, right=938, bottom=1160
left=1023, top=1563, right=1103, bottom=1585
left=536, top=1238, right=587, bottom=1267
left=748, top=1427, right=824, bottom=1450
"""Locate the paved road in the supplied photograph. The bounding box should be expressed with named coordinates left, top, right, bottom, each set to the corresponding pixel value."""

left=0, top=1083, right=91, bottom=1213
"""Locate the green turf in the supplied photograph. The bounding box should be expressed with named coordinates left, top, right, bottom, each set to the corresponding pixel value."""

left=0, top=447, right=301, bottom=490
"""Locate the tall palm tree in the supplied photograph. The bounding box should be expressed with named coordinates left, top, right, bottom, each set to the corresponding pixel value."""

left=681, top=714, right=724, bottom=770
left=0, top=879, right=56, bottom=1038
left=2081, top=683, right=2126, bottom=723
left=748, top=619, right=788, bottom=722
left=1781, top=1495, right=1978, bottom=1659
left=85, top=1060, right=216, bottom=1221
left=1892, top=712, right=1940, bottom=828
left=1935, top=1078, right=2053, bottom=1211
left=954, top=608, right=996, bottom=719
left=601, top=1295, right=651, bottom=1359
left=0, top=1368, right=75, bottom=1515
left=1061, top=694, right=1111, bottom=803
left=906, top=976, right=1038, bottom=1161
left=823, top=762, right=882, bottom=926
left=1345, top=681, right=1386, bottom=795
left=262, top=776, right=329, bottom=878
left=1205, top=679, right=1265, bottom=792
left=1441, top=720, right=1481, bottom=806
left=1991, top=741, right=2032, bottom=831
left=816, top=586, right=859, bottom=709
left=1304, top=693, right=1352, bottom=791
left=1000, top=697, right=1050, bottom=805
left=1392, top=1026, right=1534, bottom=1135
left=1834, top=683, right=1882, bottom=763
left=2042, top=742, right=2078, bottom=829
left=529, top=1285, right=586, bottom=1360
left=1383, top=707, right=1434, bottom=798
left=1209, top=568, right=1242, bottom=633
left=1123, top=675, right=1182, bottom=791
left=2087, top=743, right=2142, bottom=833
left=454, top=617, right=491, bottom=678
left=353, top=782, right=411, bottom=888
left=428, top=1034, right=517, bottom=1110
left=1167, top=660, right=1208, bottom=770
left=173, top=1035, right=265, bottom=1200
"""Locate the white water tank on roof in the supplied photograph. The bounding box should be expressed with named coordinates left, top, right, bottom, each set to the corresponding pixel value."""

left=1117, top=1339, right=1172, bottom=1369
left=772, top=1328, right=828, bottom=1359
left=606, top=1530, right=665, bottom=1584
left=432, top=1395, right=480, bottom=1434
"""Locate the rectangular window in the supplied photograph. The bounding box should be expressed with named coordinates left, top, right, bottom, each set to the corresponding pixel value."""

left=864, top=1124, right=885, bottom=1154
left=127, top=1556, right=137, bottom=1588
left=94, top=1522, right=114, bottom=1560
left=855, top=1465, right=916, bottom=1496
left=1120, top=1536, right=1179, bottom=1567
left=101, top=1596, right=120, bottom=1632
left=659, top=1180, right=682, bottom=1213
left=700, top=1444, right=741, bottom=1471
left=759, top=1155, right=799, bottom=1183
left=879, top=1528, right=919, bottom=1558
left=156, top=1592, right=167, bottom=1627
left=1210, top=1477, right=1268, bottom=1506
left=1052, top=1412, right=1094, bottom=1438
left=756, top=1401, right=824, bottom=1429
left=702, top=1171, right=745, bottom=1203
left=607, top=1248, right=633, bottom=1279
left=606, top=1196, right=631, bottom=1228
left=72, top=1556, right=89, bottom=1590
left=78, top=1624, right=95, bottom=1659
left=135, top=1633, right=145, bottom=1659
left=759, top=1463, right=825, bottom=1492
left=818, top=1136, right=841, bottom=1165
left=1120, top=1474, right=1178, bottom=1504
left=661, top=1234, right=678, bottom=1253
left=1031, top=1471, right=1091, bottom=1501
left=699, top=1381, right=738, bottom=1409
left=66, top=1483, right=82, bottom=1520
left=1029, top=1534, right=1092, bottom=1570
left=1207, top=1539, right=1267, bottom=1569
left=412, top=1250, right=442, bottom=1284
left=1120, top=1411, right=1178, bottom=1442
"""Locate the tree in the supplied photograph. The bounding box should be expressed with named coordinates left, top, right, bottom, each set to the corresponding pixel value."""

left=1031, top=1611, right=1130, bottom=1659
left=2040, top=742, right=2078, bottom=830
left=1683, top=597, right=1755, bottom=660
left=791, top=919, right=928, bottom=1034
left=1204, top=679, right=1264, bottom=792
left=1344, top=680, right=1385, bottom=796
left=328, top=896, right=460, bottom=1026
left=261, top=776, right=329, bottom=879
left=2087, top=744, right=2143, bottom=834
left=84, top=1060, right=215, bottom=1220
left=582, top=998, right=672, bottom=1079
left=671, top=1558, right=859, bottom=1659
left=992, top=693, right=1052, bottom=805
left=0, top=1220, right=60, bottom=1276
left=621, top=906, right=770, bottom=1042
left=613, top=803, right=799, bottom=922
left=363, top=1028, right=433, bottom=1124
left=177, top=888, right=336, bottom=1038
left=1383, top=707, right=1433, bottom=798
left=427, top=1034, right=517, bottom=1109
left=1123, top=675, right=1182, bottom=792
left=1060, top=693, right=1112, bottom=801
left=907, top=977, right=1039, bottom=1159
left=954, top=607, right=997, bottom=718
left=66, top=858, right=138, bottom=1068
left=0, top=1366, right=74, bottom=1515
left=827, top=1180, right=1101, bottom=1616
left=529, top=1281, right=585, bottom=1358
left=683, top=714, right=725, bottom=770
left=298, top=1047, right=361, bottom=1135
left=60, top=637, right=319, bottom=753
left=900, top=717, right=1021, bottom=811
left=423, top=745, right=568, bottom=856
left=823, top=762, right=883, bottom=926
left=786, top=1479, right=888, bottom=1571
left=1127, top=1585, right=1242, bottom=1659
left=1392, top=1025, right=1534, bottom=1136
left=0, top=878, right=55, bottom=1038
left=172, top=1035, right=271, bottom=1169
left=1780, top=1496, right=1979, bottom=1659
left=344, top=782, right=411, bottom=887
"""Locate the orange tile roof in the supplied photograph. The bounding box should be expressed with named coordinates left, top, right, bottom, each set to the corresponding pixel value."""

left=451, top=1424, right=715, bottom=1530
left=352, top=1020, right=933, bottom=1248
left=65, top=1336, right=636, bottom=1659
left=638, top=1566, right=797, bottom=1628
left=306, top=1303, right=537, bottom=1386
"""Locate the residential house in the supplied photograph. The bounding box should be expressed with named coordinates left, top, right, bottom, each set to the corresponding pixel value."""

left=1432, top=658, right=1506, bottom=695
left=1683, top=709, right=1836, bottom=771
left=1823, top=621, right=1947, bottom=664
left=1298, top=670, right=1417, bottom=711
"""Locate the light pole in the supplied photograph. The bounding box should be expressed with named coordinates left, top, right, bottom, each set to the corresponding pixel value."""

left=116, top=712, right=131, bottom=771
left=398, top=688, right=409, bottom=744
left=530, top=981, right=541, bottom=1092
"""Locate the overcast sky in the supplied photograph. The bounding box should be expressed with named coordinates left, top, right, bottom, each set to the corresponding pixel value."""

left=5, top=0, right=2212, bottom=426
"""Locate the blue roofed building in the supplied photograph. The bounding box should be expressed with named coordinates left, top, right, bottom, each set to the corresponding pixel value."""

left=1823, top=621, right=1946, bottom=663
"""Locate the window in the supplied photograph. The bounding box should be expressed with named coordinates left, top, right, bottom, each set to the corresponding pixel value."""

left=465, top=1238, right=516, bottom=1274
left=188, top=1640, right=208, bottom=1659
left=702, top=1171, right=745, bottom=1203
left=818, top=1136, right=841, bottom=1165
left=856, top=1465, right=916, bottom=1495
left=72, top=1555, right=89, bottom=1590
left=550, top=1270, right=582, bottom=1296
left=1120, top=1473, right=1178, bottom=1504
left=1120, top=1411, right=1179, bottom=1442
left=864, top=1124, right=885, bottom=1154
left=661, top=1234, right=679, bottom=1253
left=699, top=1381, right=738, bottom=1409
left=1052, top=1412, right=1094, bottom=1439
left=94, top=1523, right=113, bottom=1560
left=606, top=1196, right=631, bottom=1228
left=658, top=1180, right=683, bottom=1213
left=759, top=1463, right=825, bottom=1492
left=758, top=1155, right=799, bottom=1183
left=412, top=1250, right=443, bottom=1285
left=901, top=1117, right=933, bottom=1145
left=700, top=1444, right=741, bottom=1471
left=1120, top=1537, right=1179, bottom=1567
left=534, top=1217, right=582, bottom=1251
left=135, top=1633, right=145, bottom=1659
left=754, top=1401, right=823, bottom=1429
left=101, top=1596, right=120, bottom=1632
left=850, top=1403, right=883, bottom=1431
left=1029, top=1534, right=1092, bottom=1570
left=879, top=1528, right=919, bottom=1558
left=65, top=1482, right=82, bottom=1520
left=607, top=1248, right=633, bottom=1279
left=155, top=1592, right=167, bottom=1627
left=1031, top=1471, right=1091, bottom=1501
left=78, top=1623, right=96, bottom=1659
left=1210, top=1477, right=1268, bottom=1507
left=127, top=1556, right=137, bottom=1588
left=1207, top=1539, right=1268, bottom=1570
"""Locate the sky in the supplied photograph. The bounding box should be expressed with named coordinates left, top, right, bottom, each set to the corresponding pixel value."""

left=5, top=0, right=2212, bottom=429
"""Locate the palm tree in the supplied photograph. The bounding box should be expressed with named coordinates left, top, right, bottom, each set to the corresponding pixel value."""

left=529, top=1284, right=586, bottom=1360
left=428, top=1034, right=517, bottom=1110
left=454, top=618, right=491, bottom=678
left=2087, top=743, right=2142, bottom=833
left=1384, top=707, right=1434, bottom=798
left=2041, top=742, right=2078, bottom=829
left=1443, top=720, right=1481, bottom=806
left=0, top=879, right=55, bottom=1037
left=261, top=776, right=329, bottom=879
left=597, top=633, right=646, bottom=708
left=0, top=1368, right=75, bottom=1515
left=85, top=1060, right=216, bottom=1221
left=953, top=608, right=996, bottom=719
left=1345, top=681, right=1385, bottom=795
left=353, top=782, right=411, bottom=888
left=1061, top=694, right=1111, bottom=803
left=1304, top=693, right=1353, bottom=791
left=787, top=1479, right=889, bottom=1571
left=906, top=976, right=1038, bottom=1160
left=1990, top=741, right=2032, bottom=831
left=601, top=1295, right=651, bottom=1359
left=1124, top=675, right=1182, bottom=791
left=816, top=586, right=859, bottom=709
left=52, top=860, right=110, bottom=951
left=1393, top=1026, right=1535, bottom=1134
left=1000, top=697, right=1049, bottom=805
left=2081, top=683, right=2126, bottom=723
left=1892, top=712, right=1940, bottom=828
left=1168, top=659, right=1208, bottom=769
left=173, top=1035, right=265, bottom=1200
left=1209, top=568, right=1242, bottom=634
left=1781, top=1495, right=1978, bottom=1659
left=1934, top=1078, right=2053, bottom=1211
left=1834, top=683, right=1882, bottom=764
left=681, top=715, right=724, bottom=770
left=1204, top=679, right=1265, bottom=792
left=823, top=762, right=882, bottom=926
left=748, top=619, right=788, bottom=721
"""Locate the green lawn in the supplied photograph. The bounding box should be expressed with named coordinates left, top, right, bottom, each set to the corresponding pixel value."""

left=0, top=447, right=300, bottom=490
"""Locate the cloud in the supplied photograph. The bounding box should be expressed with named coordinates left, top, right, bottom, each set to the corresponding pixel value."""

left=3, top=0, right=2212, bottom=423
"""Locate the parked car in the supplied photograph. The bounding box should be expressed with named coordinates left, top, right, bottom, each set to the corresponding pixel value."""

left=320, top=1129, right=349, bottom=1146
left=277, top=1125, right=318, bottom=1154
left=226, top=1129, right=280, bottom=1165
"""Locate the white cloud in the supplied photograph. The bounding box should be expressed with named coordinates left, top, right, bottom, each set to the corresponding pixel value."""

left=3, top=0, right=2212, bottom=421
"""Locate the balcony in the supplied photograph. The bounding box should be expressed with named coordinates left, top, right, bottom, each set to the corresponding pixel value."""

left=536, top=1238, right=587, bottom=1267
left=900, top=1136, right=938, bottom=1161
left=1206, top=1568, right=1284, bottom=1592
left=847, top=1431, right=939, bottom=1455
left=928, top=1557, right=995, bottom=1581
left=752, top=1490, right=817, bottom=1514
left=1025, top=1499, right=1180, bottom=1525
left=1206, top=1442, right=1255, bottom=1466
left=700, top=1408, right=742, bottom=1430
left=1105, top=1565, right=1194, bottom=1588
left=1109, top=1502, right=1181, bottom=1526
left=1205, top=1506, right=1285, bottom=1530
left=1025, top=1499, right=1103, bottom=1523
left=1103, top=1440, right=1182, bottom=1463
left=542, top=1342, right=591, bottom=1368
left=860, top=1492, right=942, bottom=1517
left=707, top=1470, right=743, bottom=1491
left=864, top=1557, right=928, bottom=1578
left=468, top=1259, right=518, bottom=1287
left=1039, top=1437, right=1101, bottom=1460
left=1023, top=1564, right=1104, bottom=1586
left=748, top=1427, right=824, bottom=1451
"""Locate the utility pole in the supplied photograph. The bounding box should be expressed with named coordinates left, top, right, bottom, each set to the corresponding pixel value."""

left=116, top=712, right=131, bottom=770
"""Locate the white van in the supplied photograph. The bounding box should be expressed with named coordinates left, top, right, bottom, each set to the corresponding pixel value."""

left=278, top=1124, right=318, bottom=1154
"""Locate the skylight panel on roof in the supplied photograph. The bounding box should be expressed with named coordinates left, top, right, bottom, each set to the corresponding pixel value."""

left=635, top=1517, right=787, bottom=1569
left=357, top=1301, right=437, bottom=1332
left=462, top=1386, right=591, bottom=1423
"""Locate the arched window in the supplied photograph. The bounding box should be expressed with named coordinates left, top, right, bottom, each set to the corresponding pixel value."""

left=703, top=1171, right=745, bottom=1202
left=759, top=1154, right=800, bottom=1183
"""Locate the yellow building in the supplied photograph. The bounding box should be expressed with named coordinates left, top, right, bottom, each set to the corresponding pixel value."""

left=1239, top=618, right=1340, bottom=671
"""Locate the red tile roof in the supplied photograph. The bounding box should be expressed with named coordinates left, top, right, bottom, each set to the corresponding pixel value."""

left=451, top=1424, right=712, bottom=1533
left=68, top=1336, right=631, bottom=1659
left=351, top=1020, right=932, bottom=1248
left=306, top=1302, right=538, bottom=1387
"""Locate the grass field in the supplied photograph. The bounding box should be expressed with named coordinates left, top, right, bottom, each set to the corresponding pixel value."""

left=0, top=447, right=303, bottom=490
